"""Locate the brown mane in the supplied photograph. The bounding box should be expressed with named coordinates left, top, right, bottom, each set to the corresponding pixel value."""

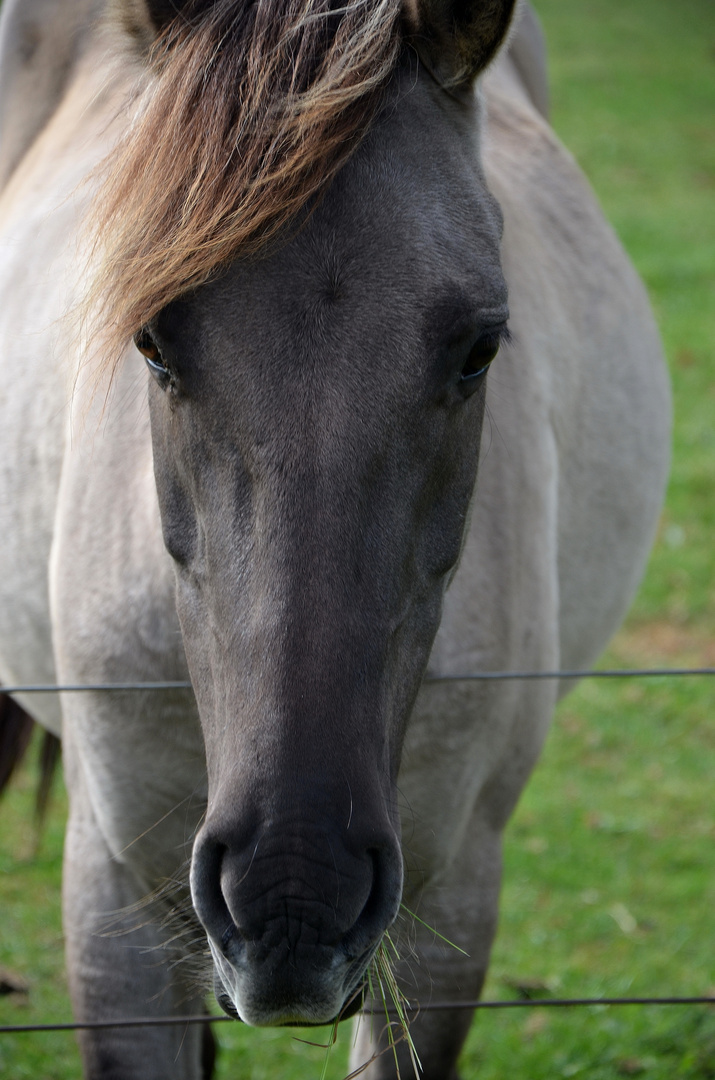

left=89, top=0, right=404, bottom=366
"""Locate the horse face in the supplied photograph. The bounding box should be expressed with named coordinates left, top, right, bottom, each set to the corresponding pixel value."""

left=143, top=56, right=508, bottom=1029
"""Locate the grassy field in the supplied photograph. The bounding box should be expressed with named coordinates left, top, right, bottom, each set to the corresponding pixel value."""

left=1, top=0, right=714, bottom=1077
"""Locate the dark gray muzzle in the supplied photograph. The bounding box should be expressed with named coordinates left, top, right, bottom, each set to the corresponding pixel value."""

left=190, top=802, right=403, bottom=1025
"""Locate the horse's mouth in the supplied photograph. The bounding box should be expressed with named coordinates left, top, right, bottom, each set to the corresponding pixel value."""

left=213, top=972, right=367, bottom=1026
left=333, top=981, right=368, bottom=1023
left=270, top=984, right=367, bottom=1028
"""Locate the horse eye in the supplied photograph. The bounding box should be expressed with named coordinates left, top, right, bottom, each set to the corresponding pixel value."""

left=460, top=334, right=501, bottom=384
left=134, top=328, right=169, bottom=382
left=134, top=328, right=159, bottom=361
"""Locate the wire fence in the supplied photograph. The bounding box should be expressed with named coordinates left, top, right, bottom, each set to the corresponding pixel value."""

left=2, top=665, right=714, bottom=1045
left=2, top=997, right=715, bottom=1035
left=2, top=667, right=714, bottom=695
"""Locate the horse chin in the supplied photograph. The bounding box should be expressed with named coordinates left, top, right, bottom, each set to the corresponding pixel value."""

left=210, top=943, right=369, bottom=1027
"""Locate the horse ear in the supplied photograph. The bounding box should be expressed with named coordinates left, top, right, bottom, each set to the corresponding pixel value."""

left=115, top=0, right=198, bottom=45
left=405, top=0, right=519, bottom=85
left=143, top=0, right=196, bottom=30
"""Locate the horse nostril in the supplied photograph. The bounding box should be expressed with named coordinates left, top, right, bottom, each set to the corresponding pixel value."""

left=190, top=834, right=237, bottom=948
left=214, top=975, right=241, bottom=1020
left=341, top=846, right=403, bottom=961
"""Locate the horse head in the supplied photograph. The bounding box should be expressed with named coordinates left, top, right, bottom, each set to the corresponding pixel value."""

left=98, top=0, right=515, bottom=1027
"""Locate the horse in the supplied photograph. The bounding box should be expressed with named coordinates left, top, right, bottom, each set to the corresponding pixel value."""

left=0, top=0, right=670, bottom=1077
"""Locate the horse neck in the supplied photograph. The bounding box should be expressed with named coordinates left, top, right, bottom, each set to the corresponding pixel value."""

left=0, top=0, right=108, bottom=191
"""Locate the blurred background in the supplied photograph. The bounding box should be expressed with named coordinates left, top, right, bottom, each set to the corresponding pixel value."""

left=1, top=0, right=713, bottom=1077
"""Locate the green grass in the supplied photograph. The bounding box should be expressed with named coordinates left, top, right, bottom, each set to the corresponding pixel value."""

left=2, top=0, right=715, bottom=1076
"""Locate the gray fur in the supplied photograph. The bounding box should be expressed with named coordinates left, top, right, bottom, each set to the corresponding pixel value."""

left=507, top=0, right=549, bottom=118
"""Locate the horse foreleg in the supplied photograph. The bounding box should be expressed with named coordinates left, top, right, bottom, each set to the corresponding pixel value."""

left=63, top=772, right=211, bottom=1080
left=352, top=999, right=474, bottom=1080
left=350, top=816, right=503, bottom=1080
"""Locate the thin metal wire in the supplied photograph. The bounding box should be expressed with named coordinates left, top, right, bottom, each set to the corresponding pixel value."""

left=0, top=1016, right=228, bottom=1034
left=375, top=996, right=715, bottom=1011
left=1, top=668, right=714, bottom=694
left=2, top=997, right=714, bottom=1035
left=427, top=667, right=715, bottom=682
left=0, top=682, right=193, bottom=694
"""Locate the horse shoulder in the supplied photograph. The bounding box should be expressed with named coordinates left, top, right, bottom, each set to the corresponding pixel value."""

left=479, top=72, right=671, bottom=671
left=0, top=0, right=101, bottom=190
left=0, top=7, right=125, bottom=732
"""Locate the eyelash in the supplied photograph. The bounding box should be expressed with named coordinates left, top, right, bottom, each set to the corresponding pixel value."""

left=134, top=328, right=173, bottom=388
left=459, top=326, right=510, bottom=390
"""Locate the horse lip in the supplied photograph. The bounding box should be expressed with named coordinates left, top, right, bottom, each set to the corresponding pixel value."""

left=208, top=934, right=371, bottom=1027
left=261, top=985, right=366, bottom=1028
left=336, top=980, right=368, bottom=1021
left=215, top=980, right=366, bottom=1028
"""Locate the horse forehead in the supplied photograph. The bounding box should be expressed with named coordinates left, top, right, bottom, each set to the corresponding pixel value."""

left=304, top=79, right=501, bottom=274
left=202, top=91, right=503, bottom=343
